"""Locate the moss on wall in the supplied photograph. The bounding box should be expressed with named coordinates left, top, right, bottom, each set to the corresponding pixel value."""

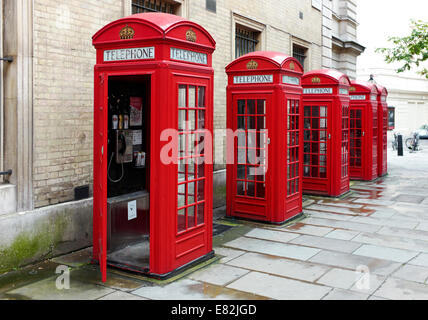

left=0, top=214, right=68, bottom=274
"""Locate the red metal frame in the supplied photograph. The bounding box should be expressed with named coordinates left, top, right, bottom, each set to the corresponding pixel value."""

left=92, top=13, right=215, bottom=282
left=376, top=85, right=388, bottom=177
left=301, top=69, right=351, bottom=197
left=225, top=51, right=304, bottom=224
left=349, top=81, right=378, bottom=181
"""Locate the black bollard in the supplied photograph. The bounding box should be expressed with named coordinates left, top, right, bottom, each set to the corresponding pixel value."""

left=397, top=134, right=403, bottom=156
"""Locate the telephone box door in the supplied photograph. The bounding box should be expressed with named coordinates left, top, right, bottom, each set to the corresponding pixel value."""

left=350, top=107, right=364, bottom=177
left=303, top=103, right=331, bottom=194
left=94, top=73, right=108, bottom=282
left=231, top=94, right=270, bottom=220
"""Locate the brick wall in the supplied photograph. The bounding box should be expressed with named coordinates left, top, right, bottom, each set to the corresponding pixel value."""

left=32, top=1, right=124, bottom=207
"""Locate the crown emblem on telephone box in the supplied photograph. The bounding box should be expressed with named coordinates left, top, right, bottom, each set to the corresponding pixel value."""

left=289, top=62, right=295, bottom=70
left=119, top=25, right=135, bottom=40
left=186, top=28, right=197, bottom=42
left=246, top=60, right=258, bottom=70
left=349, top=86, right=356, bottom=92
left=311, top=77, right=321, bottom=84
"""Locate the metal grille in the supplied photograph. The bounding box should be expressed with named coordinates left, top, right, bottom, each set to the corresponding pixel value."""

left=293, top=45, right=306, bottom=70
left=235, top=27, right=259, bottom=58
left=132, top=0, right=175, bottom=14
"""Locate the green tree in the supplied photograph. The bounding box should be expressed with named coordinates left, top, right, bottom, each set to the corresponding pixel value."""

left=376, top=20, right=428, bottom=78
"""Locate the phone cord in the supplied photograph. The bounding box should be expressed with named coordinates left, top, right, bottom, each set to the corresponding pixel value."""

left=107, top=152, right=124, bottom=183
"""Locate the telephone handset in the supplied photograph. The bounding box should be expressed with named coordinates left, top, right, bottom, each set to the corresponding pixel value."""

left=115, top=130, right=133, bottom=164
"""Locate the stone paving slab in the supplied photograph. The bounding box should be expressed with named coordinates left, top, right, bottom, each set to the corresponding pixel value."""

left=306, top=204, right=360, bottom=215
left=308, top=250, right=401, bottom=276
left=303, top=217, right=382, bottom=233
left=5, top=276, right=115, bottom=300
left=416, top=223, right=428, bottom=232
left=223, top=237, right=321, bottom=261
left=352, top=199, right=395, bottom=206
left=374, top=277, right=428, bottom=300
left=317, top=200, right=364, bottom=209
left=378, top=226, right=428, bottom=242
left=98, top=291, right=148, bottom=300
left=132, top=278, right=268, bottom=300
left=353, top=232, right=428, bottom=254
left=214, top=247, right=246, bottom=263
left=322, top=288, right=369, bottom=300
left=350, top=216, right=419, bottom=229
left=324, top=229, right=360, bottom=241
left=305, top=210, right=355, bottom=221
left=289, top=234, right=362, bottom=253
left=188, top=264, right=249, bottom=287
left=409, top=253, right=428, bottom=267
left=244, top=228, right=299, bottom=243
left=353, top=244, right=419, bottom=263
left=316, top=268, right=360, bottom=290
left=349, top=273, right=386, bottom=296
left=226, top=271, right=332, bottom=300
left=277, top=222, right=334, bottom=236
left=391, top=264, right=428, bottom=284
left=225, top=252, right=330, bottom=283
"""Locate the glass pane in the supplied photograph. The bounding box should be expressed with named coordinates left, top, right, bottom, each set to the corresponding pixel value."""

left=178, top=110, right=186, bottom=131
left=188, top=86, right=196, bottom=107
left=237, top=165, right=245, bottom=179
left=237, top=181, right=245, bottom=195
left=247, top=182, right=255, bottom=197
left=312, top=106, right=319, bottom=117
left=179, top=134, right=186, bottom=156
left=187, top=206, right=196, bottom=228
left=247, top=116, right=256, bottom=130
left=177, top=209, right=186, bottom=232
left=197, top=162, right=205, bottom=178
left=178, top=184, right=186, bottom=207
left=198, top=87, right=205, bottom=108
left=247, top=100, right=255, bottom=114
left=257, top=100, right=265, bottom=114
left=198, top=110, right=205, bottom=129
left=238, top=100, right=245, bottom=114
left=256, top=183, right=265, bottom=198
left=189, top=110, right=196, bottom=130
left=197, top=180, right=205, bottom=202
left=188, top=161, right=195, bottom=180
left=197, top=203, right=205, bottom=225
left=179, top=85, right=187, bottom=108
left=187, top=182, right=195, bottom=205
left=178, top=159, right=186, bottom=181
left=238, top=116, right=245, bottom=129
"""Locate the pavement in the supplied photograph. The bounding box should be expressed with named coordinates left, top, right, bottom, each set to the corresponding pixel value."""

left=1, top=139, right=428, bottom=300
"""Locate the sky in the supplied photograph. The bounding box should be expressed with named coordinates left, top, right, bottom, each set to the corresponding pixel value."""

left=356, top=0, right=428, bottom=73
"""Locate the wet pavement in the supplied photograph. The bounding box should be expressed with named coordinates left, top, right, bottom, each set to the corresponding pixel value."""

left=1, top=139, right=428, bottom=300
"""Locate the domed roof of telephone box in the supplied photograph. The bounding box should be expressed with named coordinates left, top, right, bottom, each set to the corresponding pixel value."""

left=226, top=51, right=303, bottom=73
left=93, top=12, right=216, bottom=49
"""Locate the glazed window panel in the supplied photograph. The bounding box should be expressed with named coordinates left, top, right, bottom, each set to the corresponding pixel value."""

left=372, top=106, right=378, bottom=161
left=177, top=84, right=207, bottom=233
left=303, top=105, right=328, bottom=179
left=236, top=99, right=267, bottom=199
left=350, top=109, right=363, bottom=167
left=287, top=99, right=301, bottom=196
left=341, top=105, right=350, bottom=178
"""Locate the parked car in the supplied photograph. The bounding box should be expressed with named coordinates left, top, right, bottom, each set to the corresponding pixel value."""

left=416, top=124, right=428, bottom=139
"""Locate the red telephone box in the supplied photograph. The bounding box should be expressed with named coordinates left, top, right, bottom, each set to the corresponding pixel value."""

left=301, top=69, right=351, bottom=197
left=349, top=81, right=378, bottom=181
left=225, top=51, right=304, bottom=224
left=376, top=84, right=388, bottom=177
left=92, top=13, right=215, bottom=282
